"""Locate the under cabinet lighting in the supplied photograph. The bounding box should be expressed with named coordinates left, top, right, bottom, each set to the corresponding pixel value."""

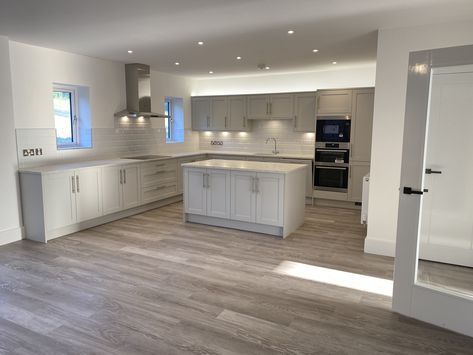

left=127, top=50, right=133, bottom=54
left=209, top=71, right=214, bottom=74
left=236, top=56, right=242, bottom=60
left=175, top=62, right=180, bottom=66
left=312, top=49, right=319, bottom=53
left=287, top=30, right=295, bottom=34
left=198, top=41, right=204, bottom=45
left=332, top=61, right=337, bottom=65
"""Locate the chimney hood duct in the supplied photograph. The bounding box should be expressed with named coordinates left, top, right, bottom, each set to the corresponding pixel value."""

left=114, top=63, right=168, bottom=118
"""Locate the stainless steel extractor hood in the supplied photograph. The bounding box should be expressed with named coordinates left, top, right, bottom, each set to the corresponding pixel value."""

left=114, top=63, right=168, bottom=118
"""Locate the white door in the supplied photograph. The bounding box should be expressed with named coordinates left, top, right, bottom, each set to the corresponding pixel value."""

left=102, top=166, right=123, bottom=214
left=43, top=171, right=76, bottom=231
left=394, top=50, right=473, bottom=338
left=210, top=97, right=228, bottom=130
left=184, top=168, right=207, bottom=215
left=230, top=171, right=256, bottom=222
left=75, top=168, right=102, bottom=222
left=247, top=95, right=269, bottom=119
left=206, top=169, right=231, bottom=218
left=122, top=165, right=141, bottom=209
left=191, top=97, right=210, bottom=130
left=228, top=96, right=248, bottom=131
left=255, top=173, right=284, bottom=226
left=294, top=93, right=316, bottom=132
left=270, top=94, right=294, bottom=119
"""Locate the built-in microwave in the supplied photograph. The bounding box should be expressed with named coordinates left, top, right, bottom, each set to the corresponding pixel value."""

left=316, top=116, right=351, bottom=143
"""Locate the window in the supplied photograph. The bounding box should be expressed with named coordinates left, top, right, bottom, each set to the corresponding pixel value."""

left=164, top=97, right=184, bottom=143
left=53, top=84, right=92, bottom=149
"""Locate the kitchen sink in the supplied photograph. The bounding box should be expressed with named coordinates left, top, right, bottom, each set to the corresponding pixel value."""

left=121, top=155, right=172, bottom=160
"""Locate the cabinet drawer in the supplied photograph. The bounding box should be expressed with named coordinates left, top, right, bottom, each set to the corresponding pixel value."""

left=142, top=182, right=178, bottom=203
left=141, top=160, right=177, bottom=186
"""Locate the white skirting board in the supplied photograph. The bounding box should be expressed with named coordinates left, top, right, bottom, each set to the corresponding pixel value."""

left=0, top=226, right=24, bottom=246
left=364, top=236, right=396, bottom=257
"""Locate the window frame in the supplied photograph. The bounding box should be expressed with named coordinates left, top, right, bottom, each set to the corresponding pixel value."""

left=165, top=97, right=175, bottom=143
left=53, top=85, right=80, bottom=149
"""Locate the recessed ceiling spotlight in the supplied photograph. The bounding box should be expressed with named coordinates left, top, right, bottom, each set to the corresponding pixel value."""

left=332, top=61, right=337, bottom=65
left=312, top=49, right=319, bottom=53
left=198, top=41, right=204, bottom=45
left=175, top=62, right=180, bottom=66
left=127, top=50, right=133, bottom=54
left=287, top=30, right=295, bottom=34
left=236, top=56, right=242, bottom=60
left=209, top=71, right=214, bottom=74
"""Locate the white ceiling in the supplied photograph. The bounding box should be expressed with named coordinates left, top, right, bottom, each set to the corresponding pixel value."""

left=1, top=0, right=473, bottom=78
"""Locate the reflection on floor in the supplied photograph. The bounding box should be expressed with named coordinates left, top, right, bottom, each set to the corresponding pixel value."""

left=418, top=260, right=473, bottom=297
left=1, top=202, right=473, bottom=353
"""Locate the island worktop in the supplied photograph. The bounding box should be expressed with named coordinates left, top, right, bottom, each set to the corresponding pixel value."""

left=183, top=159, right=306, bottom=238
left=181, top=159, right=307, bottom=174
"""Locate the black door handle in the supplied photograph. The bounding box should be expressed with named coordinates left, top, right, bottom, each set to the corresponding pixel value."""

left=425, top=168, right=442, bottom=174
left=403, top=187, right=428, bottom=195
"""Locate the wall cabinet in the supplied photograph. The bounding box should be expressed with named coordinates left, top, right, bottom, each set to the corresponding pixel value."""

left=247, top=94, right=294, bottom=120
left=348, top=164, right=370, bottom=202
left=210, top=97, right=227, bottom=130
left=316, top=89, right=352, bottom=116
left=350, top=88, right=375, bottom=163
left=102, top=164, right=140, bottom=215
left=228, top=96, right=249, bottom=131
left=294, top=93, right=316, bottom=132
left=184, top=168, right=231, bottom=218
left=191, top=97, right=211, bottom=130
left=192, top=96, right=250, bottom=131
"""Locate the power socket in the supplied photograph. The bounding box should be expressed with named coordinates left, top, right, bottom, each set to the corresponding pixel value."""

left=23, top=148, right=43, bottom=157
left=211, top=140, right=223, bottom=146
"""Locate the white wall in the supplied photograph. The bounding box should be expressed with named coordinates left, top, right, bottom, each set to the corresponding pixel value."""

left=366, top=20, right=473, bottom=257
left=191, top=65, right=376, bottom=95
left=0, top=36, right=22, bottom=245
left=9, top=41, right=198, bottom=167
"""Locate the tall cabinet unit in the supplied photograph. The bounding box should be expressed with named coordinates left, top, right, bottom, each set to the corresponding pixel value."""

left=348, top=88, right=375, bottom=202
left=294, top=93, right=316, bottom=132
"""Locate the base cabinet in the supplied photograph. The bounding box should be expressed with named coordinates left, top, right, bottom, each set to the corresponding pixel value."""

left=255, top=172, right=284, bottom=226
left=43, top=171, right=77, bottom=231
left=102, top=164, right=141, bottom=214
left=348, top=164, right=370, bottom=202
left=184, top=168, right=231, bottom=218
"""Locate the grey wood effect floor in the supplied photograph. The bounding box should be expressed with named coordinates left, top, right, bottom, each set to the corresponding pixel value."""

left=1, top=202, right=473, bottom=354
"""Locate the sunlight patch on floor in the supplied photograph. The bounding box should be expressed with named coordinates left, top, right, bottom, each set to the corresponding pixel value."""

left=273, top=261, right=393, bottom=297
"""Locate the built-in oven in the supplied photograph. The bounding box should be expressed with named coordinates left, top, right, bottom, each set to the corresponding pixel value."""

left=314, top=142, right=350, bottom=192
left=314, top=164, right=349, bottom=192
left=316, top=116, right=351, bottom=143
left=315, top=142, right=350, bottom=165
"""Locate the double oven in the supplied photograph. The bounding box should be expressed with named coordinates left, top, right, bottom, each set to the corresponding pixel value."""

left=314, top=117, right=351, bottom=192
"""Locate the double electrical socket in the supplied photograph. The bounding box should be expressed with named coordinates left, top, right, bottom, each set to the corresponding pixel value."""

left=23, top=148, right=43, bottom=157
left=211, top=140, right=223, bottom=146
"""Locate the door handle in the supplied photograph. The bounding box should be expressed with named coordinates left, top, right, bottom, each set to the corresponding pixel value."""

left=243, top=116, right=246, bottom=128
left=251, top=176, right=255, bottom=192
left=71, top=176, right=76, bottom=193
left=124, top=169, right=127, bottom=184
left=76, top=175, right=80, bottom=193
left=403, top=187, right=428, bottom=195
left=425, top=168, right=442, bottom=174
left=294, top=115, right=297, bottom=128
left=225, top=116, right=228, bottom=128
left=203, top=174, right=206, bottom=188
left=119, top=169, right=123, bottom=184
left=255, top=177, right=259, bottom=193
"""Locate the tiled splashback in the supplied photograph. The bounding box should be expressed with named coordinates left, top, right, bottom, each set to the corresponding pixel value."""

left=199, top=120, right=315, bottom=156
left=16, top=126, right=199, bottom=168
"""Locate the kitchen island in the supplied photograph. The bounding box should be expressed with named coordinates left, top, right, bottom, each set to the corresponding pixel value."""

left=182, top=159, right=306, bottom=238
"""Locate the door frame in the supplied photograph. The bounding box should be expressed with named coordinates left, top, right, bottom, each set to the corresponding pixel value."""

left=393, top=44, right=473, bottom=337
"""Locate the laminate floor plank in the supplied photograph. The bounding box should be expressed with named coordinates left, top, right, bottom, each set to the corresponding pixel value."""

left=1, top=202, right=473, bottom=354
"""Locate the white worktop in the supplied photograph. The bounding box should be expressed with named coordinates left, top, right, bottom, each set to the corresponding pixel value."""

left=19, top=151, right=314, bottom=174
left=182, top=159, right=306, bottom=174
